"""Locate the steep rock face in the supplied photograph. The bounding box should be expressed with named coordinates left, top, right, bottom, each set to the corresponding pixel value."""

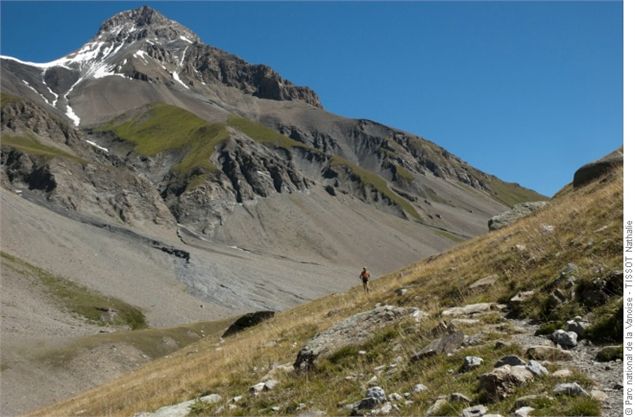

left=573, top=148, right=623, bottom=188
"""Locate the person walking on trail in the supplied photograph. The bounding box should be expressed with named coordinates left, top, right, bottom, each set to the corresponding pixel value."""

left=359, top=267, right=371, bottom=294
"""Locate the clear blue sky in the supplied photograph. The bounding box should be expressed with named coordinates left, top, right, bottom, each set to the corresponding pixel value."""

left=0, top=1, right=623, bottom=196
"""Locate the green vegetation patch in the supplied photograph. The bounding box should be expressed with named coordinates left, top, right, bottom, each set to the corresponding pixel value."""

left=99, top=103, right=229, bottom=176
left=1, top=134, right=81, bottom=161
left=227, top=116, right=309, bottom=150
left=394, top=163, right=415, bottom=182
left=0, top=92, right=21, bottom=107
left=330, top=156, right=422, bottom=221
left=1, top=251, right=146, bottom=329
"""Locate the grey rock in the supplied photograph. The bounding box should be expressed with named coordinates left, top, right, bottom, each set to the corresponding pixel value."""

left=552, top=369, right=573, bottom=378
left=526, top=345, right=573, bottom=361
left=442, top=303, right=494, bottom=317
left=488, top=202, right=548, bottom=231
left=509, top=291, right=535, bottom=306
left=551, top=329, right=578, bottom=349
left=462, top=405, right=488, bottom=417
left=294, top=305, right=411, bottom=370
left=366, top=386, right=386, bottom=402
left=525, top=360, right=549, bottom=376
left=412, top=384, right=428, bottom=394
left=388, top=393, right=403, bottom=402
left=590, top=389, right=609, bottom=402
left=425, top=398, right=449, bottom=416
left=461, top=356, right=484, bottom=372
left=494, top=355, right=526, bottom=367
left=411, top=330, right=464, bottom=361
left=553, top=382, right=590, bottom=397
left=512, top=406, right=535, bottom=417
left=478, top=365, right=534, bottom=401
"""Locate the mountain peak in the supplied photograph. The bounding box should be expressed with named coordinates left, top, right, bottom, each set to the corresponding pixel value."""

left=96, top=6, right=200, bottom=44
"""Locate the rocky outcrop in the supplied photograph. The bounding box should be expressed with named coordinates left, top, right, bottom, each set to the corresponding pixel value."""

left=573, top=148, right=623, bottom=188
left=222, top=311, right=275, bottom=338
left=488, top=201, right=548, bottom=231
left=294, top=305, right=416, bottom=371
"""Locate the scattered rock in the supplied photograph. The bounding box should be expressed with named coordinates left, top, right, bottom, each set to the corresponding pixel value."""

left=442, top=303, right=495, bottom=317
left=526, top=360, right=549, bottom=377
left=512, top=406, right=535, bottom=417
left=425, top=398, right=449, bottom=416
left=461, top=356, right=484, bottom=372
left=488, top=202, right=548, bottom=231
left=478, top=365, right=534, bottom=401
left=526, top=345, right=573, bottom=361
left=377, top=402, right=393, bottom=415
left=540, top=224, right=555, bottom=234
left=551, top=330, right=578, bottom=349
left=494, top=355, right=525, bottom=368
left=412, top=384, right=428, bottom=394
left=552, top=369, right=573, bottom=378
left=462, top=405, right=488, bottom=417
left=450, top=392, right=472, bottom=403
left=395, top=288, right=408, bottom=296
left=553, top=382, right=590, bottom=397
left=411, top=330, right=464, bottom=361
left=591, top=389, right=609, bottom=402
left=388, top=393, right=403, bottom=402
left=249, top=379, right=278, bottom=395
left=294, top=305, right=411, bottom=370
left=595, top=345, right=622, bottom=362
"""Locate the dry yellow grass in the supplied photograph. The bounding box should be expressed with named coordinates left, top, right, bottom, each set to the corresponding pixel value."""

left=30, top=169, right=623, bottom=417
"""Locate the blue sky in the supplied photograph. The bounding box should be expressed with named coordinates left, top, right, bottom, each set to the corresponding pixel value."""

left=0, top=1, right=623, bottom=196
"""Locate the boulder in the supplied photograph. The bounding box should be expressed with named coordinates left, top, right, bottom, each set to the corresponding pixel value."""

left=488, top=202, right=548, bottom=231
left=425, top=398, right=449, bottom=416
left=509, top=291, right=535, bottom=306
left=411, top=331, right=464, bottom=361
left=478, top=365, right=534, bottom=401
left=294, top=305, right=412, bottom=370
left=462, top=405, right=488, bottom=417
left=551, top=330, right=578, bottom=349
left=526, top=345, right=573, bottom=361
left=442, top=303, right=495, bottom=317
left=512, top=406, right=534, bottom=417
left=553, top=382, right=589, bottom=397
left=222, top=311, right=275, bottom=337
left=552, top=369, right=573, bottom=378
left=573, top=148, right=623, bottom=188
left=526, top=360, right=549, bottom=377
left=461, top=356, right=484, bottom=372
left=494, top=355, right=525, bottom=367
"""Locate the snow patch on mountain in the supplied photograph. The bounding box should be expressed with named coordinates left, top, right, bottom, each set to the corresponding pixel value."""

left=172, top=72, right=189, bottom=89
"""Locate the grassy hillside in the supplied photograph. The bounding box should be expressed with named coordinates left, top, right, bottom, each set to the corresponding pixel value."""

left=31, top=167, right=622, bottom=417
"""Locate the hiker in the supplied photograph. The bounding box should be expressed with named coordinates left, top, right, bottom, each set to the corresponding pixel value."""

left=359, top=267, right=371, bottom=293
